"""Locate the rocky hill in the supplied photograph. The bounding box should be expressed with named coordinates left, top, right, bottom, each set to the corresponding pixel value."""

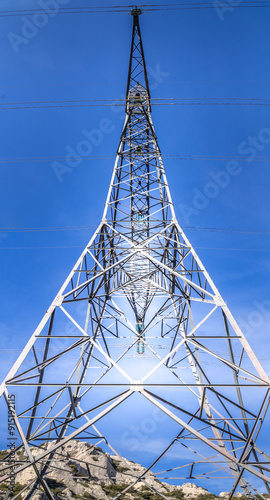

left=0, top=440, right=245, bottom=499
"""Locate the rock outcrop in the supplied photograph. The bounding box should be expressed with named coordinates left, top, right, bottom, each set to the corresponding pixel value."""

left=0, top=440, right=241, bottom=499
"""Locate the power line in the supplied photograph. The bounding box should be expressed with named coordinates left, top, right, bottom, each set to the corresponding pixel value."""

left=1, top=225, right=270, bottom=235
left=2, top=97, right=270, bottom=105
left=0, top=8, right=129, bottom=17
left=185, top=226, right=270, bottom=235
left=156, top=97, right=270, bottom=101
left=0, top=2, right=270, bottom=17
left=0, top=154, right=270, bottom=164
left=0, top=245, right=269, bottom=252
left=2, top=99, right=270, bottom=110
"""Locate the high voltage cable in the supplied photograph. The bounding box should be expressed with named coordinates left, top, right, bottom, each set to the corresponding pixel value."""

left=1, top=225, right=270, bottom=235
left=0, top=154, right=270, bottom=164
left=185, top=227, right=270, bottom=235
left=1, top=100, right=270, bottom=110
left=0, top=8, right=128, bottom=17
left=1, top=2, right=267, bottom=13
left=0, top=246, right=269, bottom=252
left=0, top=2, right=270, bottom=16
left=2, top=103, right=270, bottom=110
left=2, top=97, right=270, bottom=104
left=2, top=97, right=270, bottom=105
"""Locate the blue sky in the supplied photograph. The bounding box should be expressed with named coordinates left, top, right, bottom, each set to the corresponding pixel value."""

left=0, top=0, right=270, bottom=494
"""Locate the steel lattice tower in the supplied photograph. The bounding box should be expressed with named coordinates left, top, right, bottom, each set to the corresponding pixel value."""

left=1, top=9, right=270, bottom=500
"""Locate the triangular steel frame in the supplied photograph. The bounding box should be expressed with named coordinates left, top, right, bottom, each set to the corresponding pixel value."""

left=1, top=9, right=270, bottom=500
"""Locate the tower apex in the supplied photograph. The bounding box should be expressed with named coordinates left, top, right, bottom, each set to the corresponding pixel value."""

left=131, top=6, right=142, bottom=16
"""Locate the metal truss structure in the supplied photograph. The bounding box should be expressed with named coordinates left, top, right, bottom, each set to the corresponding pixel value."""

left=1, top=9, right=270, bottom=500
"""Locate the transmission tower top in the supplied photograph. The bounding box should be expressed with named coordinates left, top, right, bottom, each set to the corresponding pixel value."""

left=126, top=6, right=151, bottom=111
left=131, top=6, right=142, bottom=16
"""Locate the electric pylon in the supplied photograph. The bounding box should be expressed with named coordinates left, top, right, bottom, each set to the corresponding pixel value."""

left=1, top=9, right=270, bottom=500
